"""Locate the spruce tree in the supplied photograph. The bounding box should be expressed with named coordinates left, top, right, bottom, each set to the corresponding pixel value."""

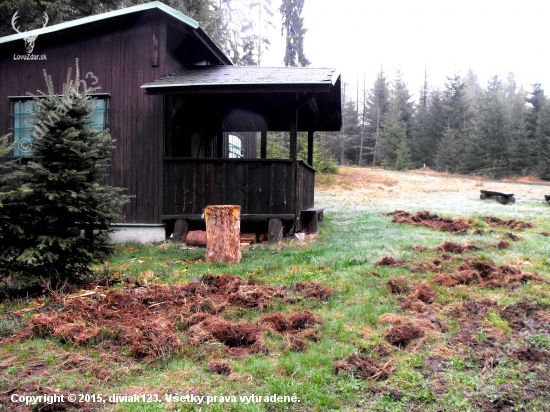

left=534, top=99, right=550, bottom=180
left=365, top=69, right=390, bottom=166
left=0, top=61, right=128, bottom=289
left=279, top=0, right=310, bottom=67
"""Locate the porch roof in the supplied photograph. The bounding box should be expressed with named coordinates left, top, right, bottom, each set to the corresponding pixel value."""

left=141, top=66, right=339, bottom=93
left=142, top=66, right=342, bottom=131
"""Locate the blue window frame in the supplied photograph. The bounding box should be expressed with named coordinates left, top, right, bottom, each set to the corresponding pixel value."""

left=8, top=94, right=110, bottom=158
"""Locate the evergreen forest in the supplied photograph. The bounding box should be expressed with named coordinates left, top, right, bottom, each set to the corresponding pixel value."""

left=324, top=70, right=550, bottom=180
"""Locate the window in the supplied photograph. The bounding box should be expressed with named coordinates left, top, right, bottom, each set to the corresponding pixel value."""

left=228, top=133, right=243, bottom=158
left=8, top=94, right=109, bottom=158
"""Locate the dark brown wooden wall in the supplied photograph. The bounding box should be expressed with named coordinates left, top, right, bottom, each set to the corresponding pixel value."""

left=0, top=12, right=208, bottom=224
left=296, top=161, right=315, bottom=216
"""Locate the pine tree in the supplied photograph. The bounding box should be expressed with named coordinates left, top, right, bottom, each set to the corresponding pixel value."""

left=279, top=0, right=310, bottom=67
left=0, top=61, right=128, bottom=289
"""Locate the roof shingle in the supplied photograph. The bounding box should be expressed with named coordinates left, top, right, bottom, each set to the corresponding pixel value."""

left=141, top=66, right=339, bottom=89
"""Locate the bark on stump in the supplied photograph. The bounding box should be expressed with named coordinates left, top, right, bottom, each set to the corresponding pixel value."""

left=204, top=205, right=241, bottom=264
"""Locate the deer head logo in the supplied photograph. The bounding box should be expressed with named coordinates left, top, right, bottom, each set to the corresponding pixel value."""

left=12, top=11, right=49, bottom=54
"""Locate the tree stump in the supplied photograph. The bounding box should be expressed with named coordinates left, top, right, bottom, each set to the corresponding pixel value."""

left=204, top=205, right=241, bottom=264
left=268, top=218, right=283, bottom=244
left=172, top=219, right=189, bottom=243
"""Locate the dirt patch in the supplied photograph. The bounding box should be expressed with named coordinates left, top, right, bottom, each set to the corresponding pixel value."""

left=384, top=324, right=425, bottom=347
left=201, top=274, right=279, bottom=309
left=388, top=210, right=472, bottom=234
left=260, top=310, right=321, bottom=351
left=334, top=354, right=394, bottom=380
left=188, top=315, right=267, bottom=355
left=480, top=216, right=533, bottom=230
left=207, top=360, right=233, bottom=375
left=506, top=232, right=519, bottom=242
left=433, top=260, right=547, bottom=288
left=386, top=276, right=410, bottom=294
left=3, top=275, right=333, bottom=359
left=411, top=283, right=436, bottom=304
left=497, top=240, right=510, bottom=249
left=377, top=256, right=406, bottom=267
left=499, top=301, right=541, bottom=330
left=424, top=357, right=446, bottom=373
left=512, top=347, right=550, bottom=364
left=261, top=310, right=320, bottom=331
left=437, top=241, right=479, bottom=253
left=294, top=282, right=334, bottom=300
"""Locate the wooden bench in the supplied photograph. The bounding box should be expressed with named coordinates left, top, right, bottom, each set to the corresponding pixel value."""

left=300, top=208, right=324, bottom=235
left=480, top=190, right=515, bottom=204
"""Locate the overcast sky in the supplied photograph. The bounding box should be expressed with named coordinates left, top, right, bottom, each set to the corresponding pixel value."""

left=262, top=0, right=550, bottom=101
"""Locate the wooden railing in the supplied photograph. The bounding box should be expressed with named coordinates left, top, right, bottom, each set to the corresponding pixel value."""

left=163, top=158, right=315, bottom=220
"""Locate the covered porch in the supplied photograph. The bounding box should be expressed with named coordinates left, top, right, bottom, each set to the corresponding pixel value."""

left=141, top=66, right=341, bottom=239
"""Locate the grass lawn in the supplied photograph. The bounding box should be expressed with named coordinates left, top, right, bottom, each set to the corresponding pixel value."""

left=1, top=167, right=550, bottom=411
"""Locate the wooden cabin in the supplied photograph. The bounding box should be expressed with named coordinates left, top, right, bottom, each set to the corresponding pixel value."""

left=0, top=1, right=342, bottom=242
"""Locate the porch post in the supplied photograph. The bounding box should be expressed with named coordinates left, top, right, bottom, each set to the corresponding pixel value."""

left=261, top=129, right=267, bottom=159
left=307, top=130, right=314, bottom=167
left=289, top=109, right=297, bottom=161
left=216, top=131, right=224, bottom=158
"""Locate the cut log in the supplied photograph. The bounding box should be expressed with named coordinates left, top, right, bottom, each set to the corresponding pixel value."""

left=204, top=205, right=241, bottom=264
left=172, top=219, right=189, bottom=243
left=240, top=232, right=257, bottom=244
left=268, top=218, right=283, bottom=244
left=186, top=230, right=207, bottom=246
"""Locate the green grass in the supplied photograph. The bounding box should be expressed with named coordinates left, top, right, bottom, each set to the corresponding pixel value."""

left=2, top=176, right=550, bottom=411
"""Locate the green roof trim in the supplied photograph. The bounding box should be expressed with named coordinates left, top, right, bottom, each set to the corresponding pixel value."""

left=0, top=1, right=199, bottom=45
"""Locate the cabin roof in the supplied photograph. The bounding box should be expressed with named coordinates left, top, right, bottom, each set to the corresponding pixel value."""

left=141, top=66, right=340, bottom=91
left=0, top=1, right=198, bottom=46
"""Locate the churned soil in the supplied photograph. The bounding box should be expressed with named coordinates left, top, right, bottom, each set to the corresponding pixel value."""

left=386, top=276, right=410, bottom=294
left=3, top=275, right=331, bottom=359
left=387, top=210, right=473, bottom=234
left=294, top=282, right=334, bottom=300
left=384, top=324, right=425, bottom=347
left=207, top=360, right=234, bottom=375
left=260, top=310, right=321, bottom=351
left=377, top=256, right=406, bottom=267
left=479, top=216, right=533, bottom=230
left=334, top=354, right=394, bottom=381
left=433, top=260, right=547, bottom=288
left=437, top=241, right=479, bottom=253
